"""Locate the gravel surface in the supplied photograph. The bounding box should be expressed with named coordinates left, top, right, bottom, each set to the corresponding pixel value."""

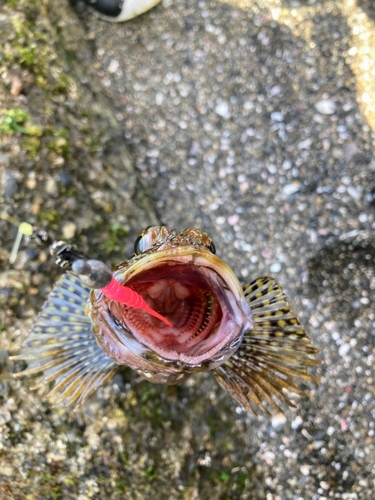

left=1, top=0, right=375, bottom=498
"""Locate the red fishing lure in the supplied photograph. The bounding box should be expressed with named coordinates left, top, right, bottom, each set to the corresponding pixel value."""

left=100, top=276, right=172, bottom=327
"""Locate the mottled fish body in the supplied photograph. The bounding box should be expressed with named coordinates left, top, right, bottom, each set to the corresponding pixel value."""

left=13, top=226, right=320, bottom=414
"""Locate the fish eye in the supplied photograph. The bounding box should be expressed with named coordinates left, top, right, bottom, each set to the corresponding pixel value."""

left=134, top=226, right=173, bottom=255
left=134, top=235, right=143, bottom=255
left=209, top=242, right=216, bottom=254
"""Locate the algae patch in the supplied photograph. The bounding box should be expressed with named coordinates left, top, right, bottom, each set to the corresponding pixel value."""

left=0, top=108, right=70, bottom=160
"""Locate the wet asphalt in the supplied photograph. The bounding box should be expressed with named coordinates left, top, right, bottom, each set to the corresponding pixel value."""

left=71, top=0, right=375, bottom=498
left=1, top=0, right=374, bottom=498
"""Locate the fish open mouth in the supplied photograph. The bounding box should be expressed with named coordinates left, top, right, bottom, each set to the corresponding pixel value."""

left=102, top=248, right=253, bottom=365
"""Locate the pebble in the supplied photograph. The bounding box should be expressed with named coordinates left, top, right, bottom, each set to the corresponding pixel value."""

left=215, top=101, right=230, bottom=118
left=61, top=222, right=77, bottom=240
left=282, top=182, right=301, bottom=196
left=25, top=176, right=37, bottom=190
left=298, top=138, right=312, bottom=149
left=270, top=262, right=282, bottom=273
left=227, top=214, right=240, bottom=226
left=0, top=14, right=15, bottom=43
left=300, top=465, right=310, bottom=476
left=271, top=412, right=287, bottom=429
left=108, top=59, right=119, bottom=73
left=315, top=99, right=336, bottom=115
left=0, top=466, right=13, bottom=477
left=271, top=111, right=284, bottom=122
left=0, top=410, right=11, bottom=426
left=291, top=416, right=303, bottom=429
left=45, top=177, right=58, bottom=195
left=312, top=440, right=325, bottom=450
left=10, top=75, right=23, bottom=96
left=4, top=171, right=18, bottom=199
left=339, top=343, right=350, bottom=357
left=347, top=186, right=361, bottom=200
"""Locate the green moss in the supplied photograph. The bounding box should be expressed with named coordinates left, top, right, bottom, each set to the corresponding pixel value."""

left=125, top=385, right=165, bottom=428
left=143, top=466, right=157, bottom=481
left=64, top=50, right=76, bottom=64
left=205, top=406, right=231, bottom=439
left=4, top=11, right=74, bottom=97
left=0, top=108, right=44, bottom=158
left=40, top=472, right=54, bottom=484
left=207, top=470, right=231, bottom=485
left=86, top=136, right=101, bottom=154
left=52, top=72, right=74, bottom=94
left=101, top=222, right=130, bottom=255
left=93, top=214, right=105, bottom=229
left=115, top=478, right=131, bottom=492
left=7, top=19, right=50, bottom=88
left=120, top=451, right=129, bottom=466
left=37, top=209, right=61, bottom=227
left=0, top=108, right=43, bottom=158
left=219, top=470, right=230, bottom=481
left=235, top=473, right=248, bottom=486
left=0, top=109, right=31, bottom=134
left=5, top=0, right=38, bottom=9
left=39, top=464, right=63, bottom=496
left=22, top=133, right=43, bottom=158
left=46, top=127, right=71, bottom=159
left=0, top=109, right=72, bottom=159
left=62, top=477, right=78, bottom=486
left=50, top=485, right=62, bottom=499
left=139, top=405, right=163, bottom=426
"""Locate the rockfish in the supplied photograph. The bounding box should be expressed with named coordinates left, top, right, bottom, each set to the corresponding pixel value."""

left=13, top=226, right=320, bottom=414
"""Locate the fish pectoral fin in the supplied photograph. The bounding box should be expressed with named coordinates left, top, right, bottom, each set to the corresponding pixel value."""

left=11, top=273, right=118, bottom=407
left=213, top=277, right=321, bottom=415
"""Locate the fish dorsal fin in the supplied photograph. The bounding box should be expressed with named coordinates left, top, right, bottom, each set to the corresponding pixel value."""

left=214, top=277, right=321, bottom=415
left=12, top=273, right=117, bottom=407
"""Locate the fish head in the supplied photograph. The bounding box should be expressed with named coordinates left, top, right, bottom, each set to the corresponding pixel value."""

left=89, top=226, right=253, bottom=382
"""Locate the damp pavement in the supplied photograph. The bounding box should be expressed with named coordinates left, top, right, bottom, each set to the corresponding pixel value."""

left=1, top=0, right=375, bottom=499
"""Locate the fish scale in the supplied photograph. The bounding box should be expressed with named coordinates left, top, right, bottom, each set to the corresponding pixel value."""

left=12, top=226, right=321, bottom=414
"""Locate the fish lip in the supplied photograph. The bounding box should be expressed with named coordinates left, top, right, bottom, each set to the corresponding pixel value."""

left=115, top=245, right=245, bottom=300
left=106, top=245, right=253, bottom=366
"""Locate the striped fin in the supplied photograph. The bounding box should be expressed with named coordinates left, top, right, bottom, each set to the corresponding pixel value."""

left=12, top=273, right=117, bottom=407
left=214, top=277, right=321, bottom=415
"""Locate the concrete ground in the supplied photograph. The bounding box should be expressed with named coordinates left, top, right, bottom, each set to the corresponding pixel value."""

left=0, top=0, right=374, bottom=498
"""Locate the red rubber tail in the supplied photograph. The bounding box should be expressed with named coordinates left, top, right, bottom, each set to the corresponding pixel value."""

left=142, top=304, right=173, bottom=327
left=101, top=277, right=172, bottom=327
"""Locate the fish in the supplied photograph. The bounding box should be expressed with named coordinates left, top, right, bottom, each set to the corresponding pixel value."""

left=12, top=226, right=321, bottom=414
